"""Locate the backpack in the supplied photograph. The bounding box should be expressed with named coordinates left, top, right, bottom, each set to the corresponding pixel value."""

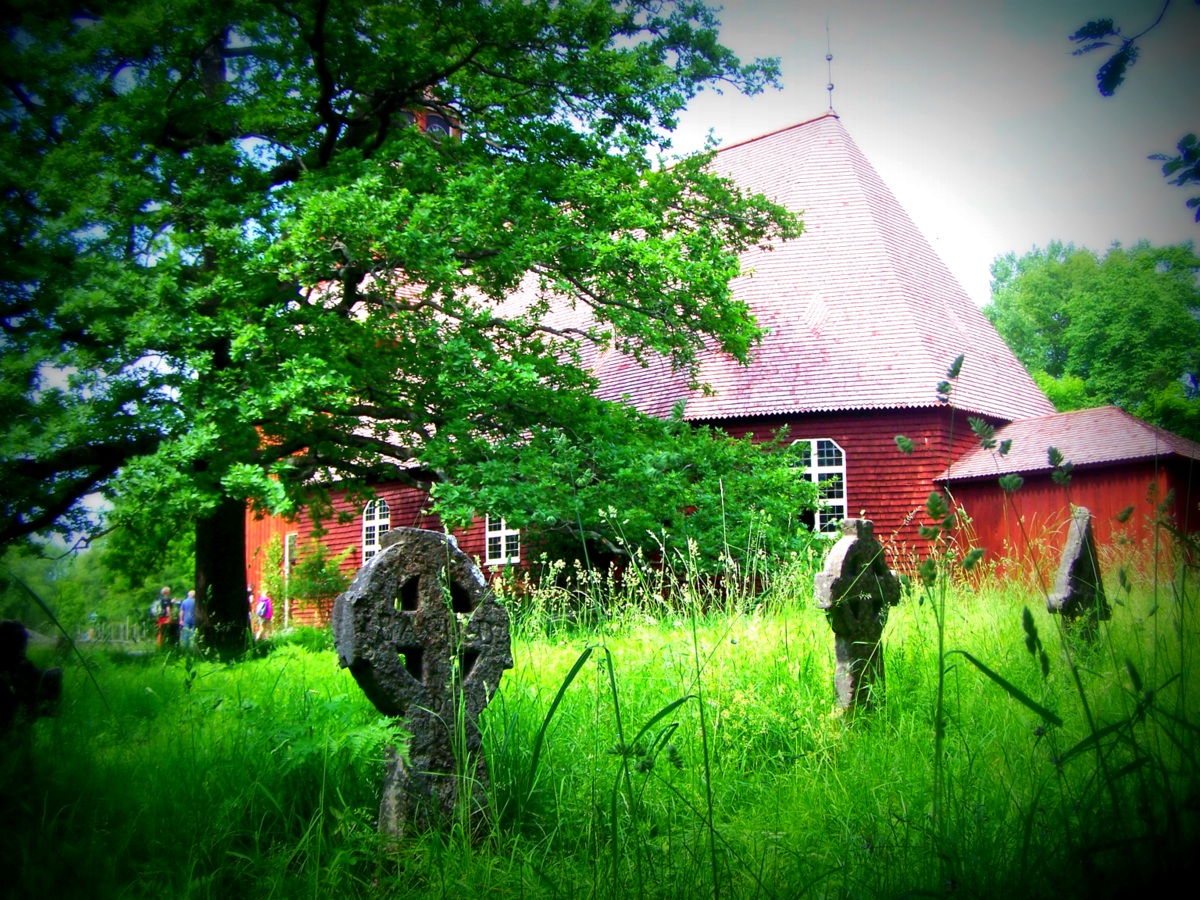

left=255, top=598, right=269, bottom=618
left=150, top=599, right=164, bottom=618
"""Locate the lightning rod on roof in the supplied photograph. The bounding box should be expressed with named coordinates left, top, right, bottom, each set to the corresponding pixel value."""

left=825, top=17, right=835, bottom=111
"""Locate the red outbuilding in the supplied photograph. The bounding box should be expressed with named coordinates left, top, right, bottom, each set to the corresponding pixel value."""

left=940, top=406, right=1200, bottom=576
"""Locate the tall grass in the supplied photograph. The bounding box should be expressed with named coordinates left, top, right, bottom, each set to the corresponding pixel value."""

left=3, top=537, right=1197, bottom=898
left=2, top=640, right=398, bottom=899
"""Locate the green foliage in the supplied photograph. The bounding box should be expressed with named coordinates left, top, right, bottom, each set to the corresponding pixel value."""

left=999, top=473, right=1025, bottom=494
left=0, top=0, right=798, bottom=641
left=0, top=545, right=56, bottom=628
left=947, top=649, right=1062, bottom=727
left=1, top=647, right=397, bottom=898
left=1033, top=370, right=1092, bottom=411
left=292, top=543, right=352, bottom=603
left=272, top=625, right=336, bottom=655
left=1150, top=132, right=1200, bottom=222
left=987, top=241, right=1200, bottom=439
left=1048, top=446, right=1074, bottom=486
left=7, top=565, right=1197, bottom=898
left=1, top=531, right=193, bottom=634
left=961, top=547, right=986, bottom=571
left=100, top=510, right=197, bottom=594
left=261, top=534, right=351, bottom=613
left=432, top=402, right=820, bottom=570
left=968, top=416, right=996, bottom=450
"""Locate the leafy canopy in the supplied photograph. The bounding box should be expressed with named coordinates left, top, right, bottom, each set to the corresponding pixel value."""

left=433, top=399, right=821, bottom=571
left=1, top=1, right=809, bottom=577
left=986, top=241, right=1200, bottom=440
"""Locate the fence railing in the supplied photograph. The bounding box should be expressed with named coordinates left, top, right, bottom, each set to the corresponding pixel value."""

left=77, top=618, right=152, bottom=645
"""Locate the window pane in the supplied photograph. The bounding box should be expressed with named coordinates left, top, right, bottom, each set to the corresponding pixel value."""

left=818, top=473, right=844, bottom=500
left=817, top=440, right=843, bottom=467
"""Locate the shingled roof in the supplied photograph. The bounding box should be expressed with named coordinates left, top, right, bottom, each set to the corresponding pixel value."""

left=940, top=406, right=1200, bottom=482
left=593, top=112, right=1055, bottom=423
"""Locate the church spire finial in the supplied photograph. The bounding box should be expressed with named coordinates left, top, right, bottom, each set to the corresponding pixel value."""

left=825, top=18, right=835, bottom=112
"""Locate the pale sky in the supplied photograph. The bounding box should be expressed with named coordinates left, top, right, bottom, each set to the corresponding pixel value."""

left=668, top=0, right=1200, bottom=307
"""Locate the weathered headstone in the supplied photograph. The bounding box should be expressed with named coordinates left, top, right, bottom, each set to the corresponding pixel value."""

left=0, top=620, right=62, bottom=734
left=1047, top=506, right=1110, bottom=635
left=332, top=528, right=512, bottom=836
left=814, top=519, right=901, bottom=711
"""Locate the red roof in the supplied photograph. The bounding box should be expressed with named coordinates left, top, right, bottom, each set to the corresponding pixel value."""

left=939, top=406, right=1200, bottom=482
left=595, top=113, right=1055, bottom=423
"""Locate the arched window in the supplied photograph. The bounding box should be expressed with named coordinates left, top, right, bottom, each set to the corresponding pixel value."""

left=792, top=438, right=847, bottom=535
left=363, top=499, right=391, bottom=561
left=485, top=515, right=521, bottom=565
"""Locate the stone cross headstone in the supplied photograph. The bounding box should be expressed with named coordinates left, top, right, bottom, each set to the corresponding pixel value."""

left=332, top=528, right=513, bottom=836
left=1047, top=506, right=1110, bottom=635
left=0, top=620, right=62, bottom=734
left=814, top=519, right=901, bottom=711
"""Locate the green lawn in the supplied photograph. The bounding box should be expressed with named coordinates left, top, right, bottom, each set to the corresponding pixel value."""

left=4, top=561, right=1197, bottom=899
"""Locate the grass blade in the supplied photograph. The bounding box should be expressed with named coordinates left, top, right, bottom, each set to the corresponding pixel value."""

left=1056, top=718, right=1129, bottom=767
left=527, top=646, right=594, bottom=788
left=629, top=694, right=696, bottom=751
left=948, top=650, right=1063, bottom=727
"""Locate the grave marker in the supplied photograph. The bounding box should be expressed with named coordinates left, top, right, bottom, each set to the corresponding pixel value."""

left=333, top=528, right=512, bottom=835
left=0, top=620, right=62, bottom=734
left=814, top=519, right=901, bottom=711
left=1047, top=506, right=1110, bottom=635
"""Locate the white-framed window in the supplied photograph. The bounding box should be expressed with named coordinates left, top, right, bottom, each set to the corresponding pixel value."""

left=485, top=515, right=521, bottom=565
left=284, top=532, right=298, bottom=574
left=363, top=499, right=391, bottom=561
left=792, top=438, right=847, bottom=535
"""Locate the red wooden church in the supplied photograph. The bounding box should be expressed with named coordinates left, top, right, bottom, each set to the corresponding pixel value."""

left=246, top=112, right=1197, bottom=624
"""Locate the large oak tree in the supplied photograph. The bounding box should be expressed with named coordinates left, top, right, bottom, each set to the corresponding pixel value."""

left=2, top=1, right=808, bottom=652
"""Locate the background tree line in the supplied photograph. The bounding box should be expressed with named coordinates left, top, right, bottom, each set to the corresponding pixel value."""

left=986, top=240, right=1200, bottom=441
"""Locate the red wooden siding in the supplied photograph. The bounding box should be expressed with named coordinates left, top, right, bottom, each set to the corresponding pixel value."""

left=947, top=459, right=1199, bottom=575
left=245, top=508, right=293, bottom=597
left=244, top=482, right=526, bottom=628
left=717, top=407, right=979, bottom=559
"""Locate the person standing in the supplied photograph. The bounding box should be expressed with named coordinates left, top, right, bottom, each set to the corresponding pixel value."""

left=179, top=590, right=197, bottom=651
left=152, top=587, right=176, bottom=647
left=254, top=590, right=274, bottom=641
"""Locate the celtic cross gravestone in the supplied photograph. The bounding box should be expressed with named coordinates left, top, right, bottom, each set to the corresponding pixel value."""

left=332, top=528, right=513, bottom=835
left=814, top=519, right=901, bottom=711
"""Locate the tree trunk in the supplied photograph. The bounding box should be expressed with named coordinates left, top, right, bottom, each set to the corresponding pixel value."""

left=196, top=495, right=250, bottom=657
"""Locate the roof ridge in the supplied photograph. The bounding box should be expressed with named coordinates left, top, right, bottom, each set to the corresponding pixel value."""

left=831, top=123, right=949, bottom=399
left=714, top=110, right=841, bottom=155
